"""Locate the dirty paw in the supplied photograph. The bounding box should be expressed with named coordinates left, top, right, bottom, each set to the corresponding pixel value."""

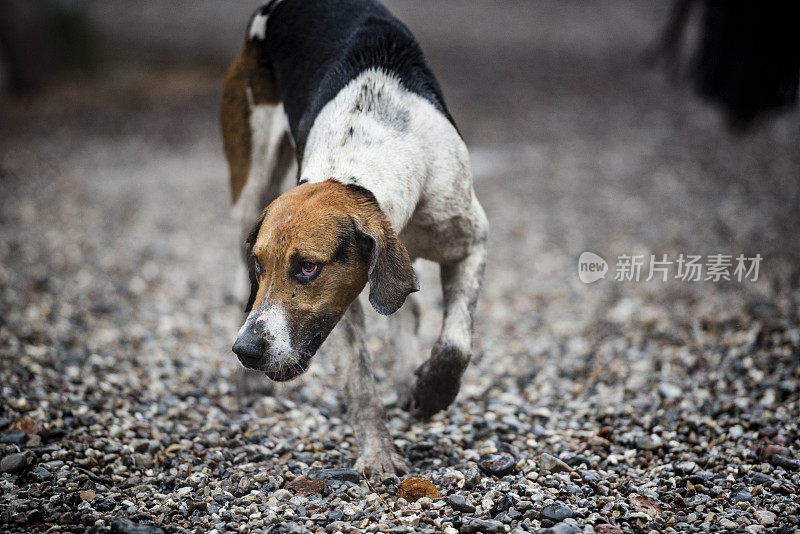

left=410, top=343, right=468, bottom=419
left=354, top=449, right=408, bottom=481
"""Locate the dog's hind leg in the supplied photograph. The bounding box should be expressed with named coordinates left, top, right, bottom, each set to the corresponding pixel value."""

left=411, top=232, right=488, bottom=419
left=388, top=292, right=421, bottom=408
left=337, top=298, right=408, bottom=479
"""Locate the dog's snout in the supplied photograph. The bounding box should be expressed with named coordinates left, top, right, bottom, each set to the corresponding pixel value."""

left=232, top=322, right=268, bottom=368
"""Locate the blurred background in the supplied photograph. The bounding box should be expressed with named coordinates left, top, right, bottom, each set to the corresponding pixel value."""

left=1, top=1, right=799, bottom=532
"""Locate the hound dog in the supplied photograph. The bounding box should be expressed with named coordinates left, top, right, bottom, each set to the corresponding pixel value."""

left=220, top=0, right=488, bottom=477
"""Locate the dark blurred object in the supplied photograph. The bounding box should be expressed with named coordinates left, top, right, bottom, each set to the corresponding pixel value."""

left=653, top=0, right=799, bottom=130
left=0, top=0, right=99, bottom=95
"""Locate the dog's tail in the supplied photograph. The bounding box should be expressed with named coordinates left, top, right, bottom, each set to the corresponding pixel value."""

left=220, top=2, right=284, bottom=204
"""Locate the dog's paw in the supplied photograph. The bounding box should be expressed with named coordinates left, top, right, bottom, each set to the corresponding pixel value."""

left=410, top=343, right=468, bottom=419
left=354, top=448, right=408, bottom=481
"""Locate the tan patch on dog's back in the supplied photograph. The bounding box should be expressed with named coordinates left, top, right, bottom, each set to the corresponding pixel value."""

left=220, top=42, right=280, bottom=204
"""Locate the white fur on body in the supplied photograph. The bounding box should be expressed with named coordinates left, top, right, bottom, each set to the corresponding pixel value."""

left=301, top=69, right=488, bottom=262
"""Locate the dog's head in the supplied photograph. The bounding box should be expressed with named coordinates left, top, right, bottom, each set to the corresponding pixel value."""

left=232, top=180, right=418, bottom=380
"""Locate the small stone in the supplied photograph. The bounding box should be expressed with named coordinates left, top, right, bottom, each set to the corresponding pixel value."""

left=541, top=502, right=574, bottom=522
left=79, top=490, right=96, bottom=502
left=270, top=489, right=292, bottom=501
left=133, top=453, right=153, bottom=469
left=675, top=461, right=697, bottom=474
left=751, top=473, right=778, bottom=486
left=762, top=444, right=789, bottom=459
left=658, top=382, right=682, bottom=399
left=538, top=453, right=572, bottom=473
left=0, top=452, right=28, bottom=473
left=30, top=465, right=52, bottom=481
left=595, top=525, right=623, bottom=534
left=307, top=468, right=360, bottom=484
left=478, top=453, right=516, bottom=477
left=730, top=489, right=752, bottom=504
left=175, top=487, right=193, bottom=498
left=460, top=518, right=505, bottom=534
left=563, top=455, right=591, bottom=468
left=0, top=431, right=27, bottom=445
left=754, top=510, right=776, bottom=525
left=688, top=470, right=714, bottom=483
left=286, top=477, right=325, bottom=495
left=729, top=425, right=744, bottom=440
left=635, top=434, right=663, bottom=450
left=548, top=523, right=581, bottom=534
left=719, top=518, right=737, bottom=529
left=446, top=493, right=476, bottom=513
left=769, top=454, right=800, bottom=471
left=463, top=467, right=482, bottom=489
left=110, top=518, right=165, bottom=534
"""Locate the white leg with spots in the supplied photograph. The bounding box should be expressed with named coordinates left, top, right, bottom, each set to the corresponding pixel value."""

left=336, top=298, right=408, bottom=478
left=388, top=293, right=421, bottom=408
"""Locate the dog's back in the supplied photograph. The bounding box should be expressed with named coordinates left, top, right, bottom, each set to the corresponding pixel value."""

left=248, top=0, right=456, bottom=156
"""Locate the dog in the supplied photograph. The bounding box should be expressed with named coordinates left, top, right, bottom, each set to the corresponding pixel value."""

left=220, top=0, right=488, bottom=477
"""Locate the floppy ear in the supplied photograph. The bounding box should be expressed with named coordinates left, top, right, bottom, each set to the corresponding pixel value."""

left=354, top=214, right=419, bottom=316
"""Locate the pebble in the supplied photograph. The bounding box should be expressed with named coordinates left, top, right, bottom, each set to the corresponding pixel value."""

left=635, top=434, right=663, bottom=450
left=460, top=518, right=505, bottom=533
left=271, top=489, right=292, bottom=501
left=110, top=518, right=165, bottom=534
left=308, top=468, right=360, bottom=484
left=478, top=454, right=516, bottom=477
left=0, top=431, right=27, bottom=445
left=539, top=453, right=572, bottom=473
left=541, top=502, right=574, bottom=522
left=0, top=453, right=28, bottom=474
left=594, top=525, right=623, bottom=534
left=729, top=425, right=744, bottom=440
left=446, top=493, right=476, bottom=513
left=769, top=454, right=800, bottom=471
left=754, top=510, right=776, bottom=525
left=658, top=382, right=682, bottom=399
left=547, top=523, right=581, bottom=534
left=463, top=467, right=482, bottom=489
left=675, top=461, right=697, bottom=474
left=730, top=489, right=752, bottom=504
left=29, top=465, right=52, bottom=481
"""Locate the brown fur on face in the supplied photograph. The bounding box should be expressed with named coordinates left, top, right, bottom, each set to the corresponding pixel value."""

left=243, top=180, right=418, bottom=362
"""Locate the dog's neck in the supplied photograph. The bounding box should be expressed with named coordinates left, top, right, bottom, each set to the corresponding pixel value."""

left=299, top=69, right=459, bottom=233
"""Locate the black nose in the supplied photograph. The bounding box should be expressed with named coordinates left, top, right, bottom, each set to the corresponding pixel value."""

left=232, top=323, right=268, bottom=368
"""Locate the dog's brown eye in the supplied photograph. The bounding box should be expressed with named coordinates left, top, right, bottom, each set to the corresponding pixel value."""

left=294, top=261, right=321, bottom=283
left=301, top=262, right=318, bottom=276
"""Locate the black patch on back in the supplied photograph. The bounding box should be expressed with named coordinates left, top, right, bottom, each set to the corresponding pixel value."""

left=256, top=0, right=458, bottom=157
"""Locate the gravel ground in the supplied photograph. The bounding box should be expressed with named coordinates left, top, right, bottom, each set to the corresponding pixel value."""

left=2, top=2, right=800, bottom=533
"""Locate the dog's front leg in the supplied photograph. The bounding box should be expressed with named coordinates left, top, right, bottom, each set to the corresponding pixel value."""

left=338, top=298, right=408, bottom=478
left=411, top=238, right=487, bottom=418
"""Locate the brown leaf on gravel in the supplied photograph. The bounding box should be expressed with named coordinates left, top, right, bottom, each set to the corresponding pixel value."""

left=12, top=415, right=39, bottom=437
left=397, top=477, right=441, bottom=502
left=630, top=495, right=662, bottom=518
left=286, top=476, right=326, bottom=495
left=79, top=490, right=96, bottom=502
